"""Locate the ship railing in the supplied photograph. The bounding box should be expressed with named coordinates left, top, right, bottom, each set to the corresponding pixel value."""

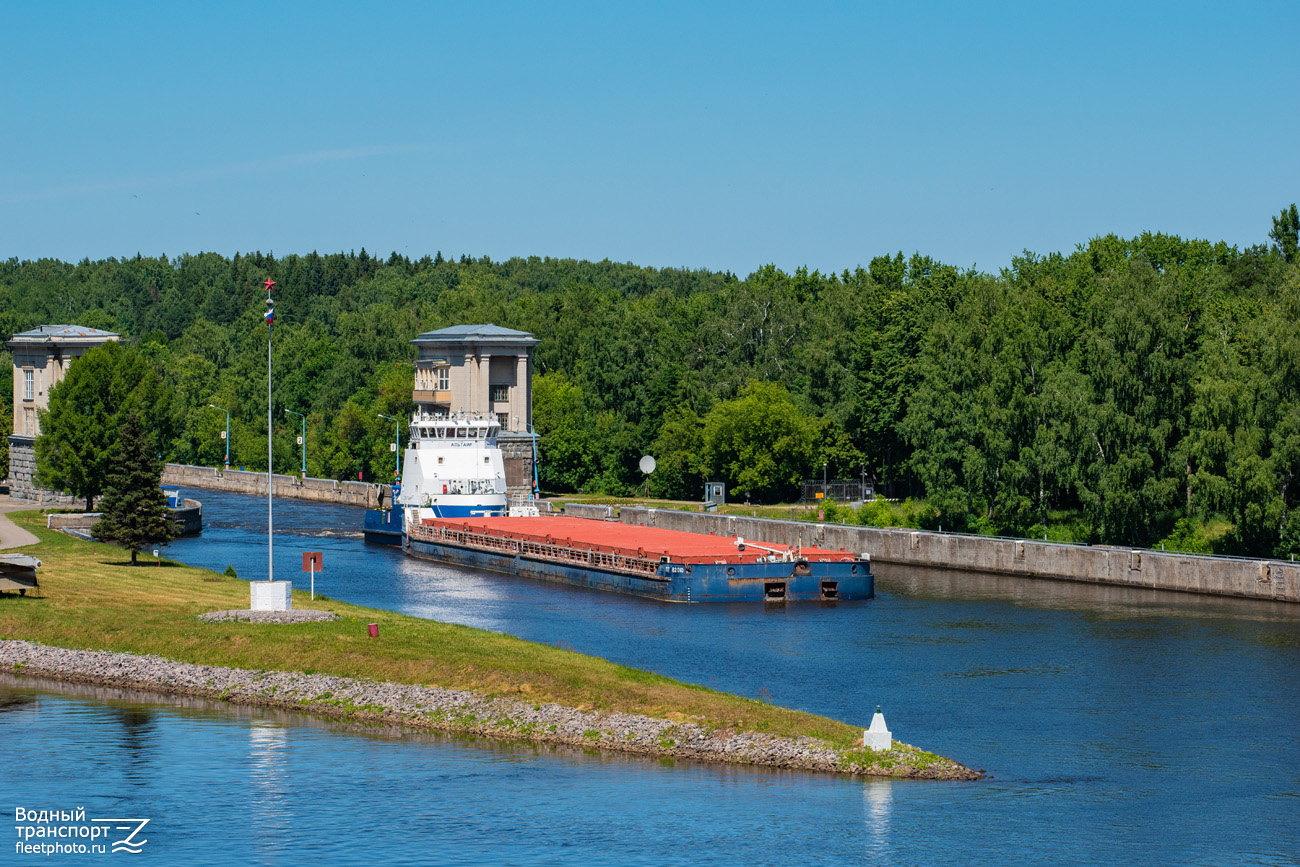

left=409, top=523, right=663, bottom=579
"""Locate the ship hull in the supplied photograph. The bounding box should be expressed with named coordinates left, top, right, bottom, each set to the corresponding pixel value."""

left=363, top=505, right=405, bottom=546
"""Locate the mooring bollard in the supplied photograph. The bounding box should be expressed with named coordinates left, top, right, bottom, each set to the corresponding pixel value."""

left=368, top=623, right=378, bottom=638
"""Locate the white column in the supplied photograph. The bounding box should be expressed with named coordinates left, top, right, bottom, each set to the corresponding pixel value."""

left=479, top=352, right=492, bottom=416
left=514, top=354, right=527, bottom=431
left=463, top=352, right=476, bottom=415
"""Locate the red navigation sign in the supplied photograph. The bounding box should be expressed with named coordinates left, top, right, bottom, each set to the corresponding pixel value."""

left=303, top=551, right=323, bottom=601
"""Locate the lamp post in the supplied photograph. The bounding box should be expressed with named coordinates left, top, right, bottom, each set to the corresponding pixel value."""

left=207, top=404, right=229, bottom=469
left=264, top=277, right=276, bottom=583
left=377, top=413, right=402, bottom=480
left=285, top=409, right=306, bottom=477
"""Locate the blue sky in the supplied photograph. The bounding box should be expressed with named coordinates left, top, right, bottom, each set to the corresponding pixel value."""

left=3, top=1, right=1296, bottom=276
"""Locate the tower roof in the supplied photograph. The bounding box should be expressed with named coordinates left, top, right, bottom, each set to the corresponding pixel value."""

left=412, top=324, right=538, bottom=347
left=7, top=324, right=120, bottom=349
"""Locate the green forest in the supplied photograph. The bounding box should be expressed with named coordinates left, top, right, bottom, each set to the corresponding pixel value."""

left=3, top=206, right=1299, bottom=557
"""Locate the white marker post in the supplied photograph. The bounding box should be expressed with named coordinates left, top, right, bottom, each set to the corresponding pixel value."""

left=303, top=551, right=323, bottom=601
left=864, top=705, right=892, bottom=751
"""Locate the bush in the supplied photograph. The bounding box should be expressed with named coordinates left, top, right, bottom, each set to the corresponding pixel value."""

left=1156, top=517, right=1214, bottom=554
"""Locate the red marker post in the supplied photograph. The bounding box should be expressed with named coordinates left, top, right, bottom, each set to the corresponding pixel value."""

left=302, top=551, right=323, bottom=601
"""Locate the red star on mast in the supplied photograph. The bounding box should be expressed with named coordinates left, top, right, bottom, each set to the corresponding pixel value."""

left=263, top=278, right=276, bottom=291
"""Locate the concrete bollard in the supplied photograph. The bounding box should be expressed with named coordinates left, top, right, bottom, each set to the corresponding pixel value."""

left=863, top=705, right=892, bottom=751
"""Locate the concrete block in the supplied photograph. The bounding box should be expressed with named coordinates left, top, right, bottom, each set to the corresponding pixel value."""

left=250, top=581, right=293, bottom=611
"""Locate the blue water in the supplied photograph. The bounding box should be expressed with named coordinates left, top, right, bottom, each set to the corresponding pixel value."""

left=6, top=488, right=1299, bottom=864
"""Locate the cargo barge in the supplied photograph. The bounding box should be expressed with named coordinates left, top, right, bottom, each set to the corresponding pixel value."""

left=404, top=514, right=873, bottom=603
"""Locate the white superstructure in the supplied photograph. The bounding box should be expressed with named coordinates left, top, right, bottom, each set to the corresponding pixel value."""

left=397, top=410, right=508, bottom=521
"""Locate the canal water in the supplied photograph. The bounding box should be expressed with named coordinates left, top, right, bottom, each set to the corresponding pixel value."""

left=6, top=488, right=1298, bottom=864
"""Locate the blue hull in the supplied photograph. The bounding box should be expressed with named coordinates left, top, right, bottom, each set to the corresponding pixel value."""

left=363, top=506, right=404, bottom=546
left=365, top=503, right=508, bottom=545
left=404, top=536, right=872, bottom=603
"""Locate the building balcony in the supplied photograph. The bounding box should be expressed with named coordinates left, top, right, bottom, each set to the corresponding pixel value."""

left=412, top=389, right=452, bottom=405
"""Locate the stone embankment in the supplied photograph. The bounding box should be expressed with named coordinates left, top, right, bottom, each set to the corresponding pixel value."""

left=0, top=640, right=979, bottom=781
left=615, top=507, right=1300, bottom=604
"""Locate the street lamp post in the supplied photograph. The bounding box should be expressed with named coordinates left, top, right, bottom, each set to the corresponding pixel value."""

left=377, top=413, right=402, bottom=480
left=207, top=404, right=230, bottom=469
left=285, top=409, right=306, bottom=477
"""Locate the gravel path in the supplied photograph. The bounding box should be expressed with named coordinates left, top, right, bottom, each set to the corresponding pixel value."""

left=198, top=609, right=339, bottom=623
left=0, top=640, right=980, bottom=780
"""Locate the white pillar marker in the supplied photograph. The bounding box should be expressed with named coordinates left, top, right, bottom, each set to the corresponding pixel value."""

left=864, top=705, right=892, bottom=751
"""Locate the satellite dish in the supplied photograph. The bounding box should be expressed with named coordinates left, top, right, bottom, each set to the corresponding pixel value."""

left=639, top=455, right=657, bottom=474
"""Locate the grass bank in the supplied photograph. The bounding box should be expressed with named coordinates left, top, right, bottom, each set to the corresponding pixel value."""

left=0, top=510, right=976, bottom=778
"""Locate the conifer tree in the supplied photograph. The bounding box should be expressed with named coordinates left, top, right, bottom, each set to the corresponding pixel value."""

left=92, top=413, right=179, bottom=565
left=1270, top=203, right=1299, bottom=263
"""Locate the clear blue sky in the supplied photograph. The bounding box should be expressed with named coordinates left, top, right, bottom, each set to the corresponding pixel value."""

left=3, top=1, right=1296, bottom=276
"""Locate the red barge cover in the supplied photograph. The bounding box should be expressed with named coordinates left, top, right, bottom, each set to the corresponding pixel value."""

left=423, top=515, right=854, bottom=565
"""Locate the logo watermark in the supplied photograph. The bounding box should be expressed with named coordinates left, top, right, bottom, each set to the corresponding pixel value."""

left=14, top=808, right=150, bottom=856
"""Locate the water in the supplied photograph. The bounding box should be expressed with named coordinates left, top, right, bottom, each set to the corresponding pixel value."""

left=7, top=488, right=1299, bottom=864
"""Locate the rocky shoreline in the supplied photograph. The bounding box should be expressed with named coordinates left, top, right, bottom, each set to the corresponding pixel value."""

left=1, top=639, right=981, bottom=780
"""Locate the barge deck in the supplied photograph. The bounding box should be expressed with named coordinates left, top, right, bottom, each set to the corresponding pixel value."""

left=405, top=515, right=873, bottom=603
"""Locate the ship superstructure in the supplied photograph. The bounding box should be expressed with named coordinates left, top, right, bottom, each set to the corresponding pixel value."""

left=397, top=410, right=508, bottom=518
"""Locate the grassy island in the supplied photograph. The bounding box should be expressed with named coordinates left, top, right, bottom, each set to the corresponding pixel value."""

left=0, top=510, right=980, bottom=780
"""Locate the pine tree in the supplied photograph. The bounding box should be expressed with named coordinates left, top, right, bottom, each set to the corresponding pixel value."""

left=92, top=413, right=179, bottom=565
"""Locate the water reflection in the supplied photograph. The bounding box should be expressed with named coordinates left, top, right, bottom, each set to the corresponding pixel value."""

left=0, top=692, right=36, bottom=713
left=861, top=781, right=892, bottom=856
left=111, top=707, right=155, bottom=785
left=250, top=723, right=291, bottom=851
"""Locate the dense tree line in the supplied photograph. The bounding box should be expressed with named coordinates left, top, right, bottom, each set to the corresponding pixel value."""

left=4, top=206, right=1299, bottom=555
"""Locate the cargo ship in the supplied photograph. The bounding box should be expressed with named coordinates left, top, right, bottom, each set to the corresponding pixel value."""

left=364, top=410, right=509, bottom=545
left=402, top=514, right=872, bottom=603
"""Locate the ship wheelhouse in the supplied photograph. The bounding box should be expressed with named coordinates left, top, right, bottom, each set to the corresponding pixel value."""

left=399, top=409, right=508, bottom=516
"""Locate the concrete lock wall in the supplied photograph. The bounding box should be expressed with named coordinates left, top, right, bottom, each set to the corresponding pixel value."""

left=46, top=499, right=202, bottom=535
left=616, top=507, right=1300, bottom=604
left=161, top=464, right=388, bottom=509
left=562, top=503, right=615, bottom=521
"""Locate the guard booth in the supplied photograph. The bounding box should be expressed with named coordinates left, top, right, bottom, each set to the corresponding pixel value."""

left=704, top=481, right=726, bottom=510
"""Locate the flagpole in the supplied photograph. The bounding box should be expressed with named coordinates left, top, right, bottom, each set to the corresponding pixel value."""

left=264, top=277, right=276, bottom=582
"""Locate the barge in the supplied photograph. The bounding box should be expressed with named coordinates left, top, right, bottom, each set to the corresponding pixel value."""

left=404, top=514, right=873, bottom=603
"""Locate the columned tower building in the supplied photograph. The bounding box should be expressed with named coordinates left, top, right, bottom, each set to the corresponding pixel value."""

left=6, top=324, right=120, bottom=502
left=410, top=324, right=539, bottom=501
